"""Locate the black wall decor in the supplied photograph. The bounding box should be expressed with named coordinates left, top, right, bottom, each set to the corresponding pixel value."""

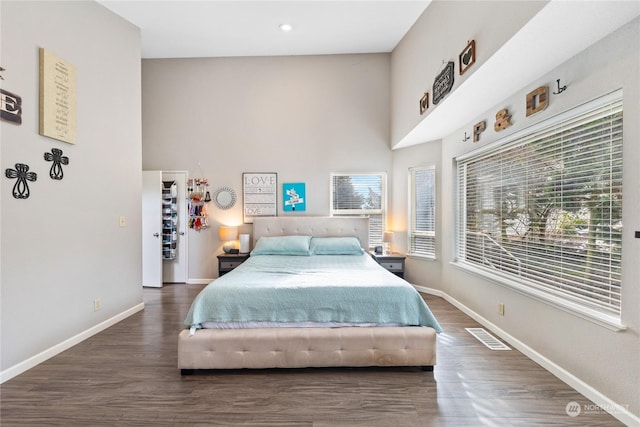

left=44, top=148, right=69, bottom=180
left=5, top=163, right=37, bottom=199
left=433, top=61, right=455, bottom=105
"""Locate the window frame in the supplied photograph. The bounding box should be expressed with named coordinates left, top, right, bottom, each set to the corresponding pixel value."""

left=408, top=165, right=436, bottom=259
left=330, top=172, right=387, bottom=248
left=454, top=89, right=625, bottom=331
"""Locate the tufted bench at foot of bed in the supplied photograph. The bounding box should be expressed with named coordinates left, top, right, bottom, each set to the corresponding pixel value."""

left=178, top=326, right=437, bottom=373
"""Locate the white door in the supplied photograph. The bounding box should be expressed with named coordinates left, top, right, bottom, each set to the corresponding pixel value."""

left=162, top=171, right=188, bottom=283
left=142, top=171, right=163, bottom=287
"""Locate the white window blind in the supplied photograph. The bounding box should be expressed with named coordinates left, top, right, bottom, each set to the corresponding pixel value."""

left=409, top=165, right=436, bottom=257
left=456, top=90, right=623, bottom=322
left=330, top=173, right=386, bottom=247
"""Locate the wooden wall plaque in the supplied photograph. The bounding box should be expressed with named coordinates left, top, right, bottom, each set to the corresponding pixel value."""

left=39, top=48, right=77, bottom=144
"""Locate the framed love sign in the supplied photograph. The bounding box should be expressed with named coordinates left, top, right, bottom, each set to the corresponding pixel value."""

left=243, top=172, right=277, bottom=223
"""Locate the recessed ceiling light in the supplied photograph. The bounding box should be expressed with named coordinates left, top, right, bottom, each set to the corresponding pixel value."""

left=279, top=24, right=293, bottom=32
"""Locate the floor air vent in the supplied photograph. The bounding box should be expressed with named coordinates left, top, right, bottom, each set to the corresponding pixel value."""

left=465, top=328, right=511, bottom=350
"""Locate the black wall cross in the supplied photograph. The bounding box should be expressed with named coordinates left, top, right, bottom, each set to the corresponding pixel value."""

left=5, top=163, right=37, bottom=199
left=44, top=148, right=69, bottom=180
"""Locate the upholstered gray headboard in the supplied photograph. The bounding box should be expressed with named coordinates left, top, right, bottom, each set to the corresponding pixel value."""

left=252, top=216, right=370, bottom=249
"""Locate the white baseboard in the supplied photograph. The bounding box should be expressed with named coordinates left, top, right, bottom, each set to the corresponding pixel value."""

left=186, top=278, right=214, bottom=285
left=413, top=284, right=639, bottom=426
left=0, top=303, right=145, bottom=384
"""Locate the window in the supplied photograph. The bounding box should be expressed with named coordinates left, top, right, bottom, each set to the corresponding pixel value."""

left=330, top=173, right=386, bottom=247
left=409, top=165, right=436, bottom=258
left=456, top=90, right=623, bottom=327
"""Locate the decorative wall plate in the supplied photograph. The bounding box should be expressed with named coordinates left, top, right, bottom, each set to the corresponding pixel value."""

left=213, top=186, right=237, bottom=210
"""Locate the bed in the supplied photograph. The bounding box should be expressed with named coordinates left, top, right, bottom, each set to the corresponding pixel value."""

left=178, top=216, right=442, bottom=374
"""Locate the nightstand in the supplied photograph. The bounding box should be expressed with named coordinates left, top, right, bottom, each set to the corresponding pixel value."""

left=217, top=253, right=249, bottom=276
left=370, top=252, right=406, bottom=278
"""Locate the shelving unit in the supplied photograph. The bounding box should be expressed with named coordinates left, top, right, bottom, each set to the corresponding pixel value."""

left=162, top=180, right=178, bottom=260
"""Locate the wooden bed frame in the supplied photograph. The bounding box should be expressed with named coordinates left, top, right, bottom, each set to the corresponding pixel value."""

left=178, top=216, right=437, bottom=373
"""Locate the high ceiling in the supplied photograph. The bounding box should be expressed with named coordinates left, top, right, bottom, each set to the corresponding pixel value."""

left=97, top=1, right=431, bottom=58
left=96, top=1, right=639, bottom=147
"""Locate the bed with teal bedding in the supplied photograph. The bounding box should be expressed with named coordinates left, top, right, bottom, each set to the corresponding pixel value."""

left=185, top=253, right=442, bottom=331
left=178, top=217, right=441, bottom=373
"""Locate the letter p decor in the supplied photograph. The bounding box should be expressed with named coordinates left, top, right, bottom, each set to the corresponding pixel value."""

left=526, top=86, right=548, bottom=117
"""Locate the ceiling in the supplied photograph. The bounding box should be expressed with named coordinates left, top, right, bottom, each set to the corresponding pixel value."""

left=97, top=1, right=639, bottom=148
left=97, top=1, right=431, bottom=58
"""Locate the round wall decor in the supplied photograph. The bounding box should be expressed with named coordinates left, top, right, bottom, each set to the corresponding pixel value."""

left=213, top=186, right=237, bottom=210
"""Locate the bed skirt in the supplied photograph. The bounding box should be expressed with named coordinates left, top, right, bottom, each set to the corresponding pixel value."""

left=178, top=326, right=437, bottom=372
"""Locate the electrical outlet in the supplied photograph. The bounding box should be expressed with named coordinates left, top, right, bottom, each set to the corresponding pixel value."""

left=94, top=299, right=102, bottom=312
left=119, top=216, right=126, bottom=227
left=498, top=302, right=505, bottom=316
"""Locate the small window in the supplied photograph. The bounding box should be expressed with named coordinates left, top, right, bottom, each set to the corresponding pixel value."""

left=409, top=165, right=436, bottom=258
left=330, top=173, right=386, bottom=247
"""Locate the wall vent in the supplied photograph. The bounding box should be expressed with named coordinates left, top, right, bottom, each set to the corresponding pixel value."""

left=465, top=328, right=511, bottom=350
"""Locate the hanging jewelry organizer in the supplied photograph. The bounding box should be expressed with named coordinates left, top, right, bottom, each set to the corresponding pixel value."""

left=162, top=180, right=178, bottom=259
left=187, top=178, right=210, bottom=231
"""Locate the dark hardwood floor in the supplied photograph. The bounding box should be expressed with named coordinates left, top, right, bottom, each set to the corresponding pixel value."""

left=1, top=284, right=624, bottom=426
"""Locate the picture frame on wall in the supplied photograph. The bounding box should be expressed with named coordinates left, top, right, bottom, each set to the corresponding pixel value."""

left=419, top=92, right=429, bottom=115
left=459, top=40, right=476, bottom=76
left=283, top=182, right=306, bottom=212
left=242, top=172, right=277, bottom=223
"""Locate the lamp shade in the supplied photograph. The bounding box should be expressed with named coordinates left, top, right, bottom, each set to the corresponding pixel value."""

left=219, top=226, right=238, bottom=241
left=383, top=231, right=394, bottom=243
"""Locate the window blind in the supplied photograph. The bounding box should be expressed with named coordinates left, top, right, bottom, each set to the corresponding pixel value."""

left=330, top=173, right=386, bottom=246
left=409, top=165, right=436, bottom=257
left=456, top=90, right=623, bottom=320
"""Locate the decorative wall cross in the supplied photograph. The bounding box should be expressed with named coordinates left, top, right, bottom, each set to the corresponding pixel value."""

left=5, top=163, right=37, bottom=199
left=44, top=148, right=69, bottom=180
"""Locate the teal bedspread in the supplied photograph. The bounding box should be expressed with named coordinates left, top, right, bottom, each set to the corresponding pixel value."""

left=184, top=254, right=442, bottom=332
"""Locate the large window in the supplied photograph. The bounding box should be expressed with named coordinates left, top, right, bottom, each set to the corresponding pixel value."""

left=409, top=165, right=436, bottom=258
left=330, top=173, right=386, bottom=247
left=456, top=90, right=623, bottom=327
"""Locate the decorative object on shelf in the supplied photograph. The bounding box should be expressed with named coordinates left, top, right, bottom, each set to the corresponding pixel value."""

left=239, top=233, right=251, bottom=253
left=383, top=231, right=394, bottom=255
left=39, top=48, right=77, bottom=144
left=243, top=172, right=277, bottom=223
left=419, top=92, right=429, bottom=115
left=462, top=132, right=471, bottom=142
left=494, top=108, right=512, bottom=131
left=459, top=40, right=476, bottom=75
left=553, top=79, right=567, bottom=95
left=0, top=88, right=22, bottom=125
left=5, top=163, right=37, bottom=199
left=473, top=120, right=486, bottom=142
left=213, top=186, right=237, bottom=210
left=526, top=86, right=549, bottom=117
left=187, top=178, right=210, bottom=231
left=162, top=180, right=178, bottom=260
left=433, top=61, right=455, bottom=105
left=44, top=148, right=69, bottom=180
left=283, top=182, right=305, bottom=212
left=219, top=226, right=239, bottom=254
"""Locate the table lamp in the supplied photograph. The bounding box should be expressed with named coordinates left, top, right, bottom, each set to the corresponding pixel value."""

left=219, top=226, right=238, bottom=253
left=383, top=231, right=393, bottom=255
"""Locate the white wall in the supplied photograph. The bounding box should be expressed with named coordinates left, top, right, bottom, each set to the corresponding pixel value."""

left=1, top=1, right=143, bottom=377
left=142, top=54, right=392, bottom=282
left=390, top=0, right=546, bottom=147
left=392, top=11, right=640, bottom=422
